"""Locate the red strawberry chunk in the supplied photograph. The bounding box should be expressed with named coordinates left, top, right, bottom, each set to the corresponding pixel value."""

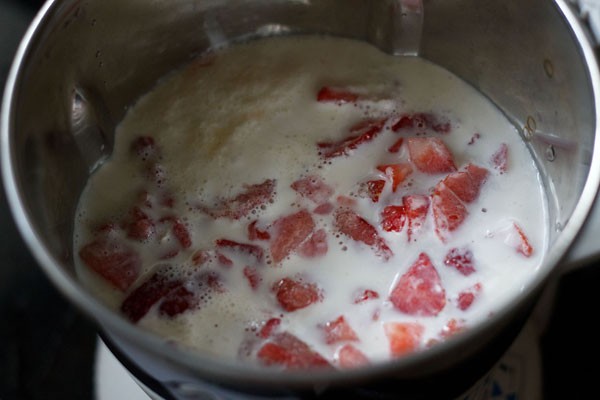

left=120, top=265, right=183, bottom=322
left=270, top=209, right=315, bottom=264
left=291, top=175, right=334, bottom=204
left=513, top=223, right=533, bottom=257
left=215, top=239, right=264, bottom=264
left=384, top=322, right=424, bottom=357
left=442, top=164, right=489, bottom=203
left=353, top=289, right=380, bottom=304
left=377, top=163, right=413, bottom=192
left=200, top=179, right=276, bottom=220
left=318, top=118, right=386, bottom=158
left=313, top=202, right=334, bottom=215
left=299, top=229, right=328, bottom=258
left=259, top=318, right=281, bottom=339
left=359, top=179, right=386, bottom=203
left=316, top=86, right=360, bottom=104
left=391, top=113, right=451, bottom=134
left=491, top=143, right=509, bottom=173
left=79, top=238, right=141, bottom=291
left=444, top=247, right=476, bottom=276
left=457, top=283, right=482, bottom=311
left=381, top=205, right=407, bottom=233
left=337, top=344, right=370, bottom=368
left=273, top=278, right=322, bottom=312
left=335, top=209, right=393, bottom=260
left=124, top=207, right=155, bottom=241
left=257, top=332, right=331, bottom=369
left=390, top=252, right=446, bottom=316
left=243, top=266, right=261, bottom=290
left=407, top=137, right=457, bottom=174
left=191, top=250, right=211, bottom=266
left=403, top=194, right=430, bottom=241
left=431, top=184, right=468, bottom=242
left=248, top=220, right=271, bottom=241
left=322, top=316, right=359, bottom=344
left=388, top=137, right=404, bottom=153
left=159, top=285, right=196, bottom=317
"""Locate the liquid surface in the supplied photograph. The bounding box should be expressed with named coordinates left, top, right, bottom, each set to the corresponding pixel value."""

left=74, top=36, right=547, bottom=369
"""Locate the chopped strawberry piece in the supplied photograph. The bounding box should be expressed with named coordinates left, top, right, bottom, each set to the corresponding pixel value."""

left=171, top=218, right=192, bottom=249
left=390, top=252, right=446, bottom=316
left=248, top=220, right=271, bottom=241
left=384, top=322, right=424, bottom=357
left=403, top=194, right=430, bottom=241
left=199, top=270, right=226, bottom=293
left=291, top=175, right=334, bottom=204
left=391, top=113, right=451, bottom=134
left=336, top=195, right=357, bottom=208
left=79, top=238, right=141, bottom=291
left=124, top=207, right=155, bottom=241
left=191, top=250, right=211, bottom=266
left=120, top=265, right=183, bottom=322
left=316, top=86, right=360, bottom=103
left=457, top=283, right=482, bottom=311
left=377, top=163, right=413, bottom=192
left=270, top=209, right=315, bottom=264
left=431, top=184, right=468, bottom=242
left=273, top=277, right=322, bottom=312
left=334, top=209, right=393, bottom=260
left=318, top=118, right=387, bottom=158
left=442, top=164, right=489, bottom=203
left=130, top=136, right=159, bottom=161
left=388, top=137, right=404, bottom=153
left=359, top=179, right=386, bottom=202
left=444, top=247, right=476, bottom=276
left=259, top=318, right=281, bottom=338
left=200, top=179, right=276, bottom=220
left=215, top=238, right=264, bottom=264
left=391, top=115, right=414, bottom=132
left=299, top=229, right=328, bottom=258
left=313, top=202, right=334, bottom=215
left=257, top=332, right=331, bottom=369
left=491, top=143, right=509, bottom=173
left=159, top=285, right=195, bottom=317
left=322, top=316, right=359, bottom=344
left=243, top=266, right=261, bottom=290
left=513, top=223, right=533, bottom=257
left=440, top=319, right=466, bottom=339
left=382, top=205, right=407, bottom=233
left=216, top=252, right=234, bottom=267
left=407, top=137, right=457, bottom=174
left=353, top=289, right=380, bottom=304
left=337, top=344, right=370, bottom=368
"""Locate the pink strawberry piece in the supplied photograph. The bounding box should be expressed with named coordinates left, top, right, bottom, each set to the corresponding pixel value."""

left=291, top=175, right=334, bottom=204
left=431, top=184, right=468, bottom=242
left=273, top=277, right=322, bottom=312
left=159, top=285, right=196, bottom=317
left=130, top=136, right=159, bottom=161
left=388, top=137, right=404, bottom=153
left=216, top=252, right=234, bottom=267
left=336, top=195, right=357, bottom=208
left=513, top=223, right=533, bottom=257
left=457, top=283, right=482, bottom=311
left=159, top=216, right=192, bottom=249
left=270, top=209, right=315, bottom=264
left=381, top=205, right=406, bottom=233
left=191, top=250, right=211, bottom=266
left=259, top=318, right=281, bottom=339
left=318, top=118, right=387, bottom=158
left=79, top=237, right=141, bottom=291
left=124, top=207, right=155, bottom=241
left=440, top=319, right=466, bottom=339
left=353, top=289, right=380, bottom=304
left=442, top=164, right=489, bottom=203
left=120, top=265, right=183, bottom=322
left=444, top=247, right=476, bottom=276
left=299, top=229, right=328, bottom=258
left=322, top=316, right=359, bottom=344
left=335, top=209, right=393, bottom=260
left=337, top=344, right=370, bottom=368
left=248, top=220, right=271, bottom=241
left=391, top=113, right=451, bottom=134
left=215, top=238, right=264, bottom=264
left=200, top=179, right=276, bottom=220
left=491, top=143, right=509, bottom=173
left=407, top=137, right=457, bottom=174
left=384, top=322, right=424, bottom=357
left=243, top=266, right=261, bottom=290
left=359, top=179, right=386, bottom=203
left=390, top=252, right=446, bottom=316
left=316, top=86, right=360, bottom=104
left=377, top=163, right=413, bottom=192
left=257, top=332, right=331, bottom=369
left=313, top=202, right=334, bottom=215
left=403, top=194, right=430, bottom=241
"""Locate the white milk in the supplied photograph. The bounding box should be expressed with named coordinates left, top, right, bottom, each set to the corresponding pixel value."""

left=74, top=36, right=547, bottom=368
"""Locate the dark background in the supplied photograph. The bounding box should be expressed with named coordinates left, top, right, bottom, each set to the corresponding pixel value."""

left=1, top=0, right=599, bottom=399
